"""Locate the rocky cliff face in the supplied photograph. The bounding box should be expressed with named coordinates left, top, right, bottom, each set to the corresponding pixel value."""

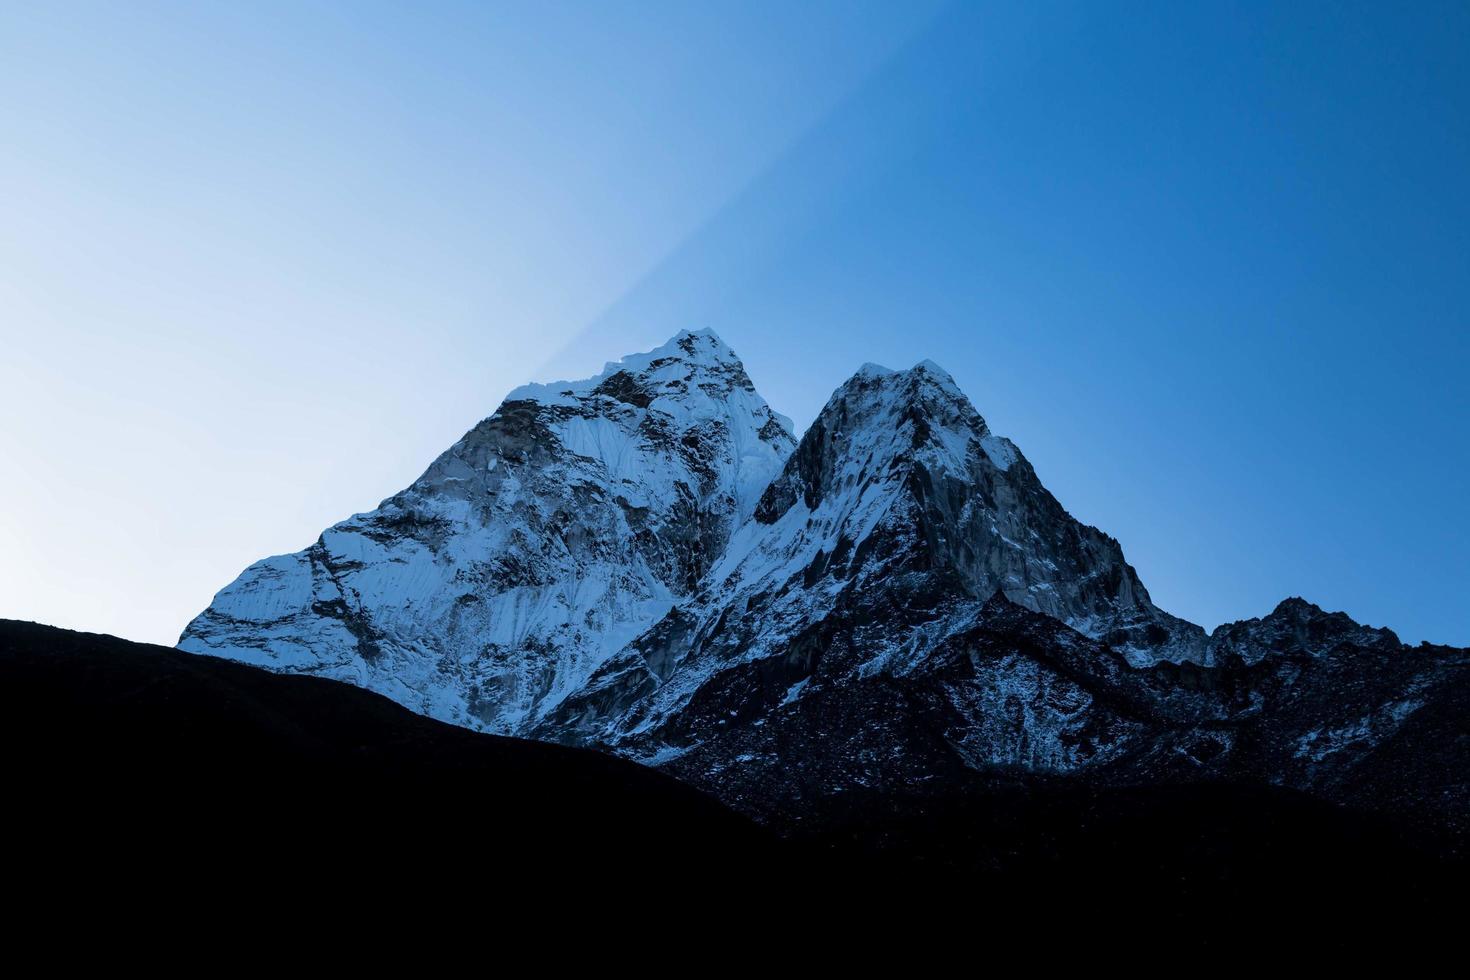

left=178, top=330, right=794, bottom=732
left=180, top=331, right=1466, bottom=841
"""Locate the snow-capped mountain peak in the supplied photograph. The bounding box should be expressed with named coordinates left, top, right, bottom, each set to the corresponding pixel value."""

left=506, top=329, right=776, bottom=419
left=751, top=359, right=992, bottom=521
left=179, top=330, right=795, bottom=732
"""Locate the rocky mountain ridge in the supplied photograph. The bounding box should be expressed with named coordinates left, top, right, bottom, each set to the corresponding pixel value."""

left=647, top=591, right=1466, bottom=836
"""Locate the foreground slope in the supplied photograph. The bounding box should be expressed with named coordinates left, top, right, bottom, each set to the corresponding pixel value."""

left=5, top=618, right=1461, bottom=935
left=3, top=618, right=771, bottom=883
left=179, top=330, right=794, bottom=733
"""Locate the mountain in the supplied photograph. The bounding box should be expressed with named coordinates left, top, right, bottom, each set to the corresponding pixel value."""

left=178, top=330, right=1468, bottom=850
left=179, top=329, right=794, bottom=733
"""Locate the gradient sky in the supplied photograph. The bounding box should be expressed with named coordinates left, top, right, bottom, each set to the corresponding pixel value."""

left=3, top=1, right=1467, bottom=648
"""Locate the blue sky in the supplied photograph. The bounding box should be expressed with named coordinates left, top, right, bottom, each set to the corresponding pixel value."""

left=2, top=1, right=1466, bottom=647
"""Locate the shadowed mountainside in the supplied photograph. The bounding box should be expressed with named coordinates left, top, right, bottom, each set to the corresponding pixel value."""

left=1, top=618, right=773, bottom=888
left=4, top=618, right=1463, bottom=939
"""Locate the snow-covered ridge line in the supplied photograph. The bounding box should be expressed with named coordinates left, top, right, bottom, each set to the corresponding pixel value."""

left=505, top=329, right=790, bottom=431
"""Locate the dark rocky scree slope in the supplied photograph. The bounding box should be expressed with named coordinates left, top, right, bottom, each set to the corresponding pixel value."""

left=174, top=332, right=1468, bottom=859
left=4, top=619, right=1461, bottom=934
